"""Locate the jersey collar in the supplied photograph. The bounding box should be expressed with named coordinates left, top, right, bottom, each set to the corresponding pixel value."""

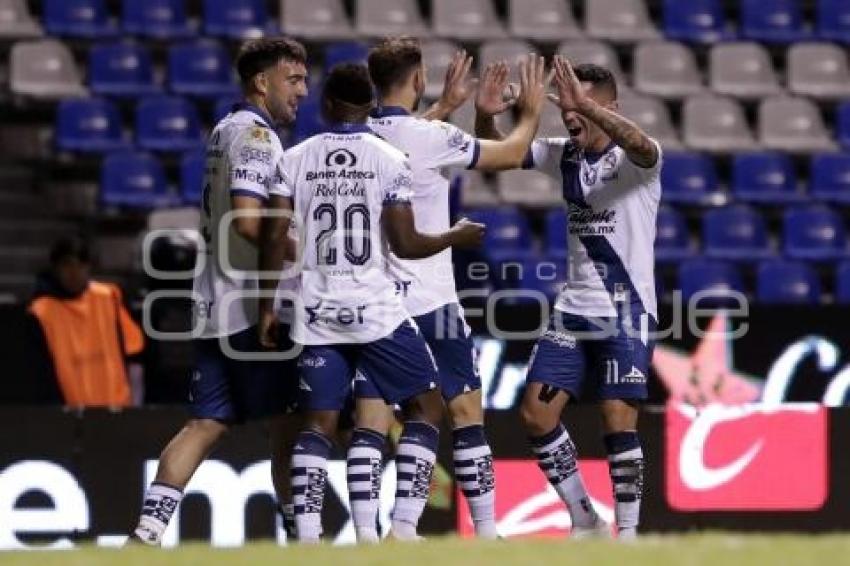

left=369, top=105, right=411, bottom=118
left=326, top=122, right=376, bottom=135
left=231, top=101, right=274, bottom=128
left=584, top=141, right=617, bottom=164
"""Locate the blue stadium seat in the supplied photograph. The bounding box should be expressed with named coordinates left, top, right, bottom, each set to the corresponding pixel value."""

left=811, top=153, right=850, bottom=204
left=544, top=208, right=567, bottom=253
left=678, top=259, right=745, bottom=305
left=655, top=205, right=694, bottom=262
left=660, top=152, right=719, bottom=204
left=663, top=0, right=730, bottom=43
left=838, top=102, right=850, bottom=149
left=465, top=207, right=533, bottom=262
left=45, top=0, right=118, bottom=38
left=491, top=255, right=566, bottom=303
left=89, top=42, right=160, bottom=98
left=732, top=152, right=803, bottom=203
left=203, top=0, right=269, bottom=38
left=55, top=98, right=129, bottom=153
left=136, top=96, right=203, bottom=152
left=741, top=0, right=808, bottom=43
left=101, top=151, right=175, bottom=208
left=168, top=41, right=239, bottom=98
left=783, top=205, right=848, bottom=260
left=835, top=261, right=850, bottom=303
left=817, top=0, right=850, bottom=43
left=180, top=149, right=205, bottom=205
left=212, top=96, right=241, bottom=123
left=324, top=42, right=370, bottom=71
left=704, top=205, right=774, bottom=261
left=756, top=260, right=820, bottom=304
left=122, top=0, right=193, bottom=38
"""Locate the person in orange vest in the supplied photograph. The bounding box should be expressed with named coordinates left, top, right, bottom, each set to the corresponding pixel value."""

left=29, top=237, right=144, bottom=407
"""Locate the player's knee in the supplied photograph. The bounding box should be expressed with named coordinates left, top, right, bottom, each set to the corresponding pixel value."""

left=519, top=402, right=557, bottom=438
left=447, top=393, right=483, bottom=428
left=186, top=418, right=229, bottom=442
left=404, top=389, right=444, bottom=426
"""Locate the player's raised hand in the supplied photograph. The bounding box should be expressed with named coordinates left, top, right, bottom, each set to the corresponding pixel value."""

left=551, top=55, right=589, bottom=113
left=449, top=217, right=486, bottom=248
left=514, top=54, right=550, bottom=119
left=258, top=309, right=279, bottom=350
left=475, top=61, right=515, bottom=117
left=436, top=50, right=476, bottom=114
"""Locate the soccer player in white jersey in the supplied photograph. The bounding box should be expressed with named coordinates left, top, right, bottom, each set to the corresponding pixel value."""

left=130, top=38, right=308, bottom=545
left=358, top=37, right=549, bottom=540
left=476, top=56, right=662, bottom=540
left=256, top=63, right=486, bottom=544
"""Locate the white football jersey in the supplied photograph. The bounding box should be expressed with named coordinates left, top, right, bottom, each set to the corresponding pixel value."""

left=273, top=123, right=415, bottom=345
left=527, top=137, right=662, bottom=320
left=367, top=107, right=479, bottom=316
left=193, top=103, right=291, bottom=338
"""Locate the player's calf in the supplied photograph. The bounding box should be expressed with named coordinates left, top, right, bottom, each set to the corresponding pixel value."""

left=130, top=418, right=229, bottom=546
left=601, top=399, right=643, bottom=540
left=520, top=384, right=600, bottom=531
left=390, top=389, right=444, bottom=541
left=446, top=390, right=498, bottom=539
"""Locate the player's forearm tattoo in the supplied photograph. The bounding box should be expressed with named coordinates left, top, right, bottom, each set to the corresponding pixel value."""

left=579, top=100, right=658, bottom=168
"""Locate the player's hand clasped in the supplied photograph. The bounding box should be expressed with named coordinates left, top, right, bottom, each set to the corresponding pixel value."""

left=449, top=217, right=486, bottom=248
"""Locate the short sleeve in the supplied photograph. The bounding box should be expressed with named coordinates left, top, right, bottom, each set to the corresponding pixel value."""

left=227, top=125, right=281, bottom=201
left=418, top=121, right=480, bottom=170
left=268, top=150, right=293, bottom=199
left=381, top=156, right=414, bottom=205
left=628, top=138, right=663, bottom=183
left=524, top=137, right=574, bottom=180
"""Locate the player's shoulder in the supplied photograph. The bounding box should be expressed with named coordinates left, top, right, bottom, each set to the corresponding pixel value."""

left=364, top=132, right=408, bottom=163
left=221, top=111, right=284, bottom=152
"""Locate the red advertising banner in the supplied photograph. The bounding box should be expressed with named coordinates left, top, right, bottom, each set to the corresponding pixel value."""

left=665, top=402, right=829, bottom=511
left=457, top=459, right=614, bottom=538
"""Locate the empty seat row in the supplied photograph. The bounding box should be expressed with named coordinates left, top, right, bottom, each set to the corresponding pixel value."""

left=56, top=97, right=205, bottom=153
left=657, top=204, right=850, bottom=263
left=617, top=93, right=837, bottom=154
left=665, top=0, right=850, bottom=44
left=458, top=204, right=849, bottom=265
left=662, top=151, right=850, bottom=205
left=33, top=0, right=850, bottom=46
left=677, top=258, right=850, bottom=305
left=100, top=150, right=203, bottom=208
left=456, top=248, right=850, bottom=306
left=636, top=40, right=850, bottom=101
left=11, top=39, right=240, bottom=100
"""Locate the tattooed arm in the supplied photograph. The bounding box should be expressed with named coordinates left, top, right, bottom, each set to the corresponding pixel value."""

left=552, top=55, right=658, bottom=169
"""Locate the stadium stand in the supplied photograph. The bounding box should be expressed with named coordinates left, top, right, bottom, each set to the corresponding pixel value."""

left=0, top=0, right=849, bottom=310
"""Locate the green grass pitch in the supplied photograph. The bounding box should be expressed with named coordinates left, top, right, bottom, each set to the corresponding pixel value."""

left=4, top=535, right=850, bottom=566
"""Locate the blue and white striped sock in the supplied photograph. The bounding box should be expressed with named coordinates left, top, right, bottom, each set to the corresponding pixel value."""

left=453, top=425, right=498, bottom=539
left=604, top=431, right=643, bottom=540
left=530, top=424, right=598, bottom=529
left=291, top=431, right=332, bottom=543
left=391, top=421, right=439, bottom=540
left=347, top=428, right=386, bottom=543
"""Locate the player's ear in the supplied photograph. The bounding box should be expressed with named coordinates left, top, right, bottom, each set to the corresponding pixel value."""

left=413, top=66, right=426, bottom=93
left=253, top=71, right=269, bottom=96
